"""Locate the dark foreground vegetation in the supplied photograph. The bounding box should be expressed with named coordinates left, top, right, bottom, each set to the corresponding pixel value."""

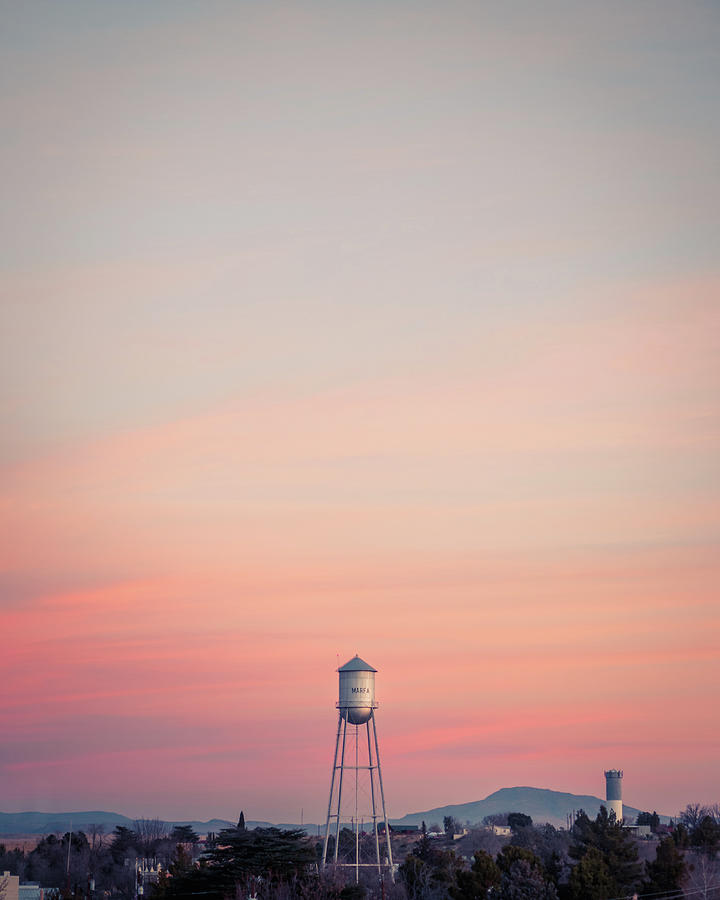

left=1, top=803, right=719, bottom=900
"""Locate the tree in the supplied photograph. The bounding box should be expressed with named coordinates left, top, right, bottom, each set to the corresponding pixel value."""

left=684, top=851, right=720, bottom=900
left=507, top=814, right=532, bottom=833
left=567, top=846, right=614, bottom=900
left=86, top=824, right=106, bottom=852
left=510, top=823, right=569, bottom=889
left=495, top=845, right=558, bottom=898
left=169, top=825, right=199, bottom=845
left=398, top=853, right=432, bottom=900
left=497, top=844, right=557, bottom=900
left=399, top=855, right=434, bottom=900
left=155, top=842, right=194, bottom=898
left=24, top=832, right=91, bottom=892
left=449, top=849, right=501, bottom=899
left=643, top=836, right=686, bottom=895
left=110, top=826, right=138, bottom=864
left=500, top=858, right=557, bottom=900
left=635, top=811, right=660, bottom=830
left=444, top=816, right=461, bottom=837
left=134, top=818, right=168, bottom=856
left=568, top=807, right=642, bottom=898
left=164, top=826, right=316, bottom=900
left=483, top=814, right=508, bottom=827
left=338, top=885, right=367, bottom=900
left=238, top=811, right=246, bottom=831
left=0, top=843, right=25, bottom=879
left=691, top=816, right=720, bottom=857
left=414, top=825, right=433, bottom=862
left=401, top=838, right=461, bottom=899
left=497, top=845, right=542, bottom=876
left=680, top=803, right=712, bottom=830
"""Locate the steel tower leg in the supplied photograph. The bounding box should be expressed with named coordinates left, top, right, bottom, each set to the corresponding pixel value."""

left=354, top=725, right=360, bottom=883
left=366, top=720, right=381, bottom=875
left=371, top=710, right=394, bottom=880
left=333, top=714, right=348, bottom=864
left=322, top=711, right=343, bottom=869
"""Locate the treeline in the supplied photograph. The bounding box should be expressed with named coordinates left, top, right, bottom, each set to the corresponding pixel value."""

left=399, top=805, right=720, bottom=900
left=0, top=820, right=200, bottom=898
left=2, top=804, right=720, bottom=900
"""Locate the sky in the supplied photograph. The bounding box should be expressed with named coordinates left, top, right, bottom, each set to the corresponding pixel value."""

left=1, top=0, right=719, bottom=825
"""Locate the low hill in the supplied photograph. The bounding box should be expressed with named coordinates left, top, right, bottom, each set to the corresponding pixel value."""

left=0, top=811, right=244, bottom=836
left=2, top=787, right=669, bottom=835
left=392, top=786, right=662, bottom=828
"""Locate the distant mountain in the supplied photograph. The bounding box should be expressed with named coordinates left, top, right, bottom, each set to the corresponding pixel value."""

left=0, top=811, right=243, bottom=836
left=0, top=811, right=134, bottom=835
left=1, top=787, right=670, bottom=835
left=392, top=786, right=668, bottom=828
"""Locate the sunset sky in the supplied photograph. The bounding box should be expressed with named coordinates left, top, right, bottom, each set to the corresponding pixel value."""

left=1, top=1, right=719, bottom=825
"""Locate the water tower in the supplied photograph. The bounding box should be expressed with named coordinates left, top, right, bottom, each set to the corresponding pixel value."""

left=321, top=656, right=393, bottom=882
left=604, top=769, right=623, bottom=822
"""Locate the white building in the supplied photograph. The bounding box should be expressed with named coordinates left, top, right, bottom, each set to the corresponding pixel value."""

left=2, top=872, right=19, bottom=900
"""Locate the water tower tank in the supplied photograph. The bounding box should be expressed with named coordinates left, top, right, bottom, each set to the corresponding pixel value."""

left=604, top=769, right=623, bottom=822
left=337, top=655, right=377, bottom=725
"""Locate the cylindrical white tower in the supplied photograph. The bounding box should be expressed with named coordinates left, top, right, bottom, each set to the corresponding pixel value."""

left=604, top=769, right=623, bottom=822
left=338, top=655, right=377, bottom=724
left=322, top=655, right=393, bottom=884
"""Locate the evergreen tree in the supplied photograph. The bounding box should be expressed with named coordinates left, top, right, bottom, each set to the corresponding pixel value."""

left=496, top=846, right=556, bottom=900
left=568, top=808, right=642, bottom=898
left=507, top=813, right=532, bottom=832
left=163, top=826, right=315, bottom=900
left=691, top=815, right=720, bottom=856
left=500, top=858, right=557, bottom=900
left=450, top=849, right=501, bottom=899
left=497, top=845, right=542, bottom=876
left=567, top=846, right=614, bottom=900
left=169, top=825, right=199, bottom=845
left=509, top=822, right=569, bottom=889
left=237, top=811, right=246, bottom=831
left=643, top=836, right=686, bottom=894
left=109, top=827, right=138, bottom=865
left=398, top=855, right=432, bottom=900
left=414, top=824, right=432, bottom=862
left=636, top=811, right=661, bottom=831
left=0, top=843, right=26, bottom=879
left=155, top=844, right=194, bottom=897
left=401, top=837, right=461, bottom=898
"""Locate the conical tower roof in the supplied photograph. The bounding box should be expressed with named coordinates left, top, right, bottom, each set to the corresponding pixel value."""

left=338, top=654, right=377, bottom=673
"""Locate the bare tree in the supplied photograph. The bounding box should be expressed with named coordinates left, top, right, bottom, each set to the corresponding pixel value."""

left=684, top=851, right=720, bottom=900
left=680, top=803, right=712, bottom=829
left=87, top=824, right=106, bottom=884
left=87, top=824, right=106, bottom=852
left=134, top=819, right=168, bottom=857
left=483, top=813, right=509, bottom=827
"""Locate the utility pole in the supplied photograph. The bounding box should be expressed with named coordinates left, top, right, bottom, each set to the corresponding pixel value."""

left=66, top=820, right=73, bottom=895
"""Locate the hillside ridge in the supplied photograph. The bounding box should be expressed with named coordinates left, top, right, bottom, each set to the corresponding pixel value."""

left=1, top=786, right=669, bottom=834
